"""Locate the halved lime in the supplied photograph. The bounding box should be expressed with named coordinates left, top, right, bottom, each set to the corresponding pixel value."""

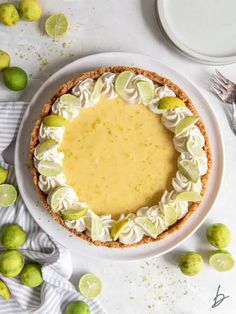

left=45, top=13, right=69, bottom=38
left=0, top=166, right=8, bottom=184
left=209, top=250, right=235, bottom=272
left=175, top=191, right=202, bottom=202
left=175, top=116, right=200, bottom=136
left=186, top=137, right=204, bottom=157
left=78, top=273, right=102, bottom=299
left=0, top=184, right=17, bottom=207
left=163, top=204, right=177, bottom=226
left=60, top=94, right=80, bottom=106
left=90, top=78, right=103, bottom=102
left=38, top=160, right=63, bottom=177
left=43, top=115, right=68, bottom=127
left=91, top=214, right=102, bottom=241
left=48, top=186, right=74, bottom=212
left=135, top=217, right=158, bottom=238
left=110, top=219, right=129, bottom=241
left=34, top=139, right=58, bottom=159
left=159, top=96, right=185, bottom=109
left=60, top=208, right=88, bottom=220
left=137, top=81, right=154, bottom=105
left=0, top=279, right=11, bottom=300
left=178, top=160, right=200, bottom=183
left=115, top=71, right=133, bottom=96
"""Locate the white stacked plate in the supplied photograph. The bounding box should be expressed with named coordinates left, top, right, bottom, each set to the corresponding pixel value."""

left=155, top=0, right=236, bottom=65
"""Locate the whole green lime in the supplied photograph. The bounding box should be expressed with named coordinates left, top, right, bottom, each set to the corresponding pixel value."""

left=0, top=50, right=10, bottom=71
left=19, top=0, right=42, bottom=21
left=65, top=301, right=90, bottom=314
left=179, top=252, right=203, bottom=276
left=20, top=263, right=43, bottom=287
left=0, top=3, right=20, bottom=26
left=206, top=223, right=231, bottom=248
left=3, top=67, right=28, bottom=91
left=0, top=224, right=27, bottom=249
left=0, top=250, right=24, bottom=277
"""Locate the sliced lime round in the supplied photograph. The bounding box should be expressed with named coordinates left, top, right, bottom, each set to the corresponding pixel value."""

left=209, top=250, right=235, bottom=272
left=78, top=273, right=102, bottom=299
left=159, top=96, right=185, bottom=109
left=48, top=186, right=74, bottom=212
left=60, top=208, right=88, bottom=220
left=34, top=139, right=58, bottom=159
left=38, top=160, right=63, bottom=177
left=110, top=219, right=129, bottom=241
left=60, top=94, right=80, bottom=106
left=186, top=137, right=204, bottom=156
left=175, top=116, right=200, bottom=136
left=135, top=216, right=158, bottom=238
left=43, top=115, right=68, bottom=127
left=115, top=71, right=133, bottom=96
left=45, top=13, right=69, bottom=38
left=0, top=279, right=11, bottom=300
left=178, top=159, right=200, bottom=183
left=0, top=184, right=17, bottom=207
left=163, top=204, right=177, bottom=226
left=91, top=214, right=102, bottom=241
left=175, top=191, right=202, bottom=202
left=137, top=81, right=154, bottom=105
left=0, top=166, right=8, bottom=184
left=90, top=78, right=103, bottom=102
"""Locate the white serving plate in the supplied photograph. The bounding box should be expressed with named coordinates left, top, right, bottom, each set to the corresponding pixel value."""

left=156, top=0, right=236, bottom=65
left=15, top=52, right=224, bottom=261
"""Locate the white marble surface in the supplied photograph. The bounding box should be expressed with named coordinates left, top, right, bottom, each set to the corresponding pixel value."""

left=1, top=0, right=236, bottom=313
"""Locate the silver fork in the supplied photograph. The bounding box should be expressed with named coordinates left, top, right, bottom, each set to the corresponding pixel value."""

left=209, top=70, right=236, bottom=135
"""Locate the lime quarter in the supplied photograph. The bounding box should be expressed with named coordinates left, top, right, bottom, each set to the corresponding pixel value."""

left=0, top=184, right=17, bottom=207
left=209, top=250, right=234, bottom=272
left=45, top=13, right=69, bottom=38
left=78, top=273, right=102, bottom=299
left=137, top=81, right=154, bottom=105
left=159, top=96, right=185, bottom=110
left=175, top=116, right=200, bottom=136
left=178, top=159, right=200, bottom=183
left=111, top=219, right=129, bottom=241
left=43, top=115, right=68, bottom=127
left=60, top=208, right=88, bottom=221
left=0, top=166, right=8, bottom=184
left=0, top=279, right=11, bottom=300
left=3, top=66, right=28, bottom=91
left=115, top=71, right=133, bottom=96
left=175, top=191, right=202, bottom=202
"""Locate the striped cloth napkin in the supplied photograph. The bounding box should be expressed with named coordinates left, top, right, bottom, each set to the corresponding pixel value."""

left=0, top=102, right=105, bottom=314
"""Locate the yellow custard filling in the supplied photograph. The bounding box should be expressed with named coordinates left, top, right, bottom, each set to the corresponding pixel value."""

left=59, top=97, right=178, bottom=217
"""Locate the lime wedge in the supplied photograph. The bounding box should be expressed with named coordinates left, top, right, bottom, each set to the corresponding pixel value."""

left=0, top=279, right=11, bottom=300
left=175, top=116, right=200, bottom=136
left=135, top=217, right=158, bottom=238
left=186, top=137, right=204, bottom=156
left=45, top=13, right=69, bottom=38
left=38, top=160, right=63, bottom=177
left=79, top=273, right=102, bottom=299
left=48, top=186, right=74, bottom=212
left=43, top=115, right=68, bottom=127
left=0, top=166, right=8, bottom=184
left=178, top=159, right=200, bottom=183
left=60, top=208, right=88, bottom=220
left=137, top=81, right=154, bottom=105
left=90, top=78, right=103, bottom=102
left=110, top=219, right=129, bottom=241
left=175, top=191, right=202, bottom=202
left=159, top=96, right=185, bottom=109
left=115, top=71, right=133, bottom=96
left=60, top=94, right=80, bottom=106
left=209, top=250, right=235, bottom=272
left=163, top=204, right=177, bottom=226
left=91, top=214, right=102, bottom=241
left=0, top=184, right=17, bottom=207
left=34, top=139, right=58, bottom=159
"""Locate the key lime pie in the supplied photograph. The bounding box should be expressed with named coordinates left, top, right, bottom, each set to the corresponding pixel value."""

left=30, top=66, right=212, bottom=248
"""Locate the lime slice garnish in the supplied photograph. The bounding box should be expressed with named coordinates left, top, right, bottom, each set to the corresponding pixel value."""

left=91, top=213, right=102, bottom=241
left=38, top=160, right=63, bottom=177
left=43, top=115, right=68, bottom=127
left=110, top=219, right=129, bottom=241
left=34, top=139, right=58, bottom=159
left=178, top=159, right=200, bottom=183
left=78, top=273, right=102, bottom=299
left=45, top=13, right=69, bottom=38
left=90, top=78, right=103, bottom=102
left=115, top=71, right=134, bottom=96
left=60, top=208, right=88, bottom=220
left=0, top=166, right=8, bottom=184
left=48, top=186, right=74, bottom=212
left=158, top=96, right=185, bottom=109
left=0, top=184, right=17, bottom=207
left=186, top=137, right=204, bottom=156
left=175, top=116, right=200, bottom=136
left=163, top=204, right=177, bottom=226
left=60, top=94, right=80, bottom=106
left=0, top=279, right=11, bottom=300
left=135, top=217, right=158, bottom=238
left=175, top=191, right=202, bottom=202
left=137, top=81, right=154, bottom=105
left=209, top=250, right=235, bottom=272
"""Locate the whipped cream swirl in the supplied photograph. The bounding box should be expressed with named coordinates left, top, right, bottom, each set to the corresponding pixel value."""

left=38, top=174, right=67, bottom=194
left=179, top=152, right=208, bottom=176
left=148, top=85, right=175, bottom=114
left=162, top=107, right=192, bottom=132
left=72, top=78, right=96, bottom=108
left=47, top=186, right=78, bottom=212
left=118, top=213, right=144, bottom=244
left=39, top=124, right=65, bottom=143
left=100, top=72, right=118, bottom=99
left=52, top=98, right=80, bottom=120
left=160, top=190, right=188, bottom=220
left=172, top=171, right=202, bottom=193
